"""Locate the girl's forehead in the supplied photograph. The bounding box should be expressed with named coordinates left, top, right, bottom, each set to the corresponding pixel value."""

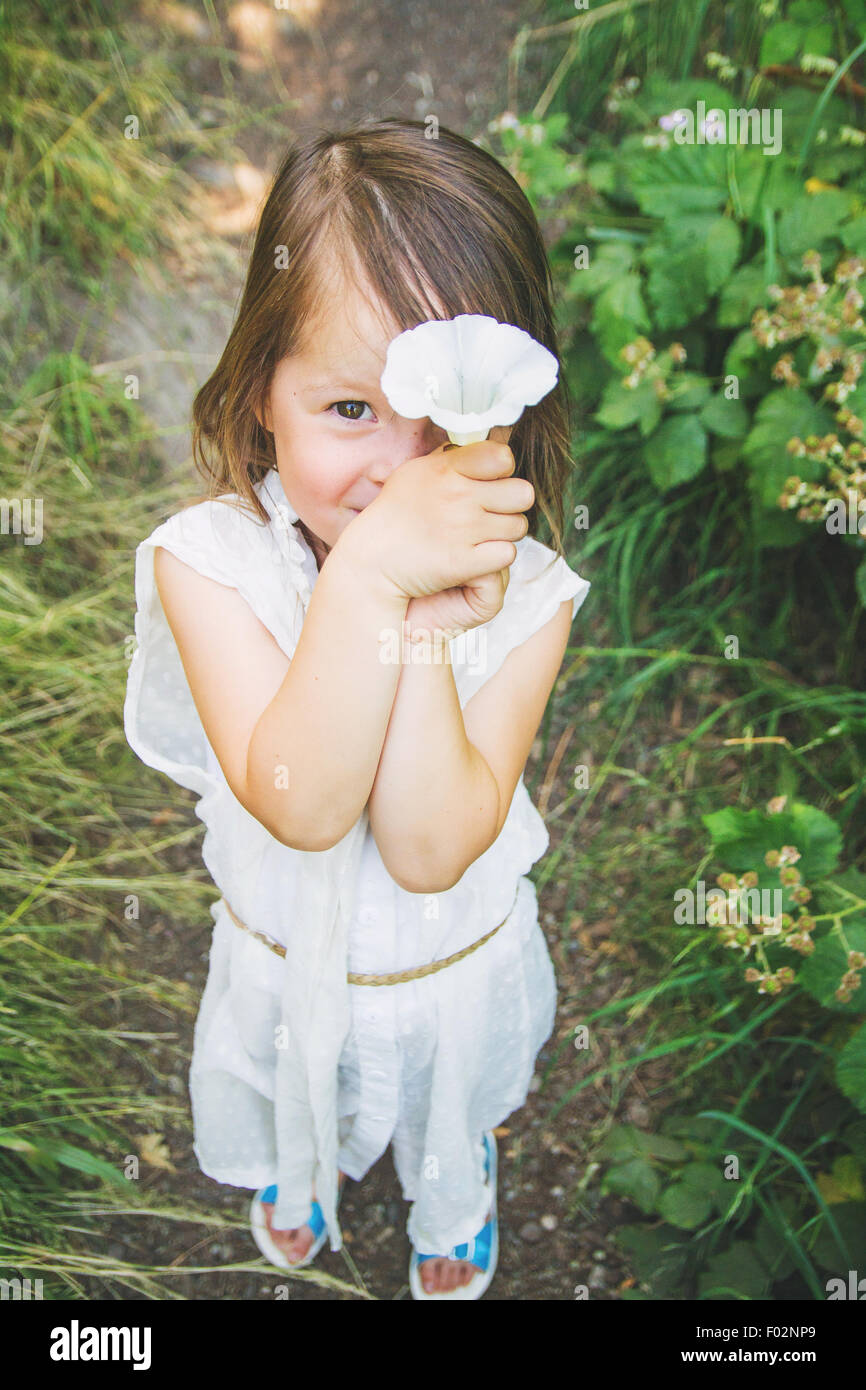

left=292, top=280, right=403, bottom=374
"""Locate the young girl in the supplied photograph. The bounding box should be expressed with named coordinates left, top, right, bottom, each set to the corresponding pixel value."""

left=124, top=116, right=590, bottom=1301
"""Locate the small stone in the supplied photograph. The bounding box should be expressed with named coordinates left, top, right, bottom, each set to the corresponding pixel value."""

left=519, top=1221, right=542, bottom=1243
left=592, top=1248, right=607, bottom=1261
left=551, top=1186, right=565, bottom=1198
left=167, top=1075, right=184, bottom=1094
left=588, top=1264, right=607, bottom=1288
left=540, top=1214, right=557, bottom=1231
left=528, top=1075, right=541, bottom=1093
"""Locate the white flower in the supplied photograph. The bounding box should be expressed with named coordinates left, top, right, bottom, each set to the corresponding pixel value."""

left=488, top=111, right=522, bottom=135
left=379, top=314, right=559, bottom=445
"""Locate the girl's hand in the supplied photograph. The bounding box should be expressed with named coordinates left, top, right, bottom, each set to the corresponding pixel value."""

left=402, top=566, right=510, bottom=642
left=337, top=426, right=533, bottom=601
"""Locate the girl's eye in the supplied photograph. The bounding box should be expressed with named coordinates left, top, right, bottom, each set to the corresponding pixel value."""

left=329, top=400, right=374, bottom=422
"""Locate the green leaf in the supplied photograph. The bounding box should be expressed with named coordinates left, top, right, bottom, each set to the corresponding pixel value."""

left=723, top=329, right=766, bottom=400
left=836, top=1021, right=866, bottom=1114
left=595, top=378, right=662, bottom=435
left=595, top=1123, right=655, bottom=1160
left=778, top=191, right=853, bottom=261
left=566, top=241, right=636, bottom=297
left=697, top=1241, right=771, bottom=1300
left=626, top=142, right=728, bottom=218
left=616, top=1224, right=690, bottom=1295
left=658, top=1181, right=713, bottom=1229
left=841, top=216, right=866, bottom=256
left=642, top=1133, right=691, bottom=1162
left=600, top=1158, right=662, bottom=1214
left=701, top=392, right=750, bottom=437
left=750, top=504, right=811, bottom=548
left=591, top=273, right=651, bottom=364
left=645, top=243, right=709, bottom=329
left=802, top=21, right=835, bottom=54
left=742, top=387, right=835, bottom=507
left=712, top=439, right=744, bottom=472
left=666, top=373, right=712, bottom=412
left=810, top=1200, right=866, bottom=1272
left=717, top=263, right=768, bottom=327
left=760, top=20, right=804, bottom=66
left=659, top=1114, right=721, bottom=1146
left=799, top=919, right=866, bottom=1014
left=585, top=160, right=616, bottom=193
left=705, top=218, right=742, bottom=295
left=701, top=800, right=843, bottom=879
left=643, top=413, right=708, bottom=491
left=681, top=1160, right=726, bottom=1193
left=642, top=218, right=720, bottom=329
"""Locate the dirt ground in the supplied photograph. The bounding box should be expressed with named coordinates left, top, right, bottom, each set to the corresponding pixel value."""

left=92, top=0, right=664, bottom=1300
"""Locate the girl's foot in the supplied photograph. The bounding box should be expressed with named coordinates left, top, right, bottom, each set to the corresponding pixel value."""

left=261, top=1170, right=346, bottom=1265
left=419, top=1192, right=495, bottom=1294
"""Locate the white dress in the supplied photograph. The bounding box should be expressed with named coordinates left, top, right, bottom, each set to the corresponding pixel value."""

left=123, top=468, right=590, bottom=1255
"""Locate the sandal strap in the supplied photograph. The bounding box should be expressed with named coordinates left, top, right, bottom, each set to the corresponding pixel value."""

left=413, top=1134, right=495, bottom=1271
left=258, top=1186, right=325, bottom=1239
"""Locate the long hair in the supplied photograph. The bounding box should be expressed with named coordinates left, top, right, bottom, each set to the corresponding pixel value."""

left=190, top=116, right=573, bottom=557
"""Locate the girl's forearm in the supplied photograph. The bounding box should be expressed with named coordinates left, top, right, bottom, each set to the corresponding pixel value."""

left=245, top=546, right=409, bottom=851
left=367, top=643, right=500, bottom=893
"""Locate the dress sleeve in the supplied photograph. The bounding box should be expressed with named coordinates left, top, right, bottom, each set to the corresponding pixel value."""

left=451, top=535, right=591, bottom=707
left=123, top=497, right=305, bottom=802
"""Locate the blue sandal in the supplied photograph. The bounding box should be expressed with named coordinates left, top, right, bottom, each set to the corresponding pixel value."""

left=409, top=1131, right=499, bottom=1300
left=250, top=1180, right=341, bottom=1271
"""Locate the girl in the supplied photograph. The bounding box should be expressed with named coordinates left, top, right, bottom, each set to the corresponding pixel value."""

left=124, top=116, right=590, bottom=1301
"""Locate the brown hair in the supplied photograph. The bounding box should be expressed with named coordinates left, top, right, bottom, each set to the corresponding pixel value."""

left=190, top=116, right=573, bottom=558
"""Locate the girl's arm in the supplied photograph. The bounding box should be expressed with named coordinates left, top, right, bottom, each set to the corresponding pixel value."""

left=245, top=544, right=410, bottom=849
left=366, top=598, right=573, bottom=893
left=154, top=541, right=409, bottom=853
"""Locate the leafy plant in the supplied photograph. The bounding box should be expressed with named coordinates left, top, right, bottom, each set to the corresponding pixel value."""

left=591, top=793, right=866, bottom=1299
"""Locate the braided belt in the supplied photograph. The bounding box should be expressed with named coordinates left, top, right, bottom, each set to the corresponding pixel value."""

left=220, top=885, right=519, bottom=986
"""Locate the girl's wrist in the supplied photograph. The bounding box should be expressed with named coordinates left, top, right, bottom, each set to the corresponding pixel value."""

left=324, top=531, right=409, bottom=615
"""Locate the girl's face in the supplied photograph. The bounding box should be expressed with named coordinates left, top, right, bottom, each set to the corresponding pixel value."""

left=260, top=270, right=452, bottom=570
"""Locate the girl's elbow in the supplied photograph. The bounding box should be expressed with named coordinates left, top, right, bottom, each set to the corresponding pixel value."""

left=256, top=805, right=350, bottom=853
left=387, top=853, right=467, bottom=895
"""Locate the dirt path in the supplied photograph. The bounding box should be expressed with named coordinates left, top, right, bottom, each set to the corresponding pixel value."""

left=97, top=0, right=653, bottom=1300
